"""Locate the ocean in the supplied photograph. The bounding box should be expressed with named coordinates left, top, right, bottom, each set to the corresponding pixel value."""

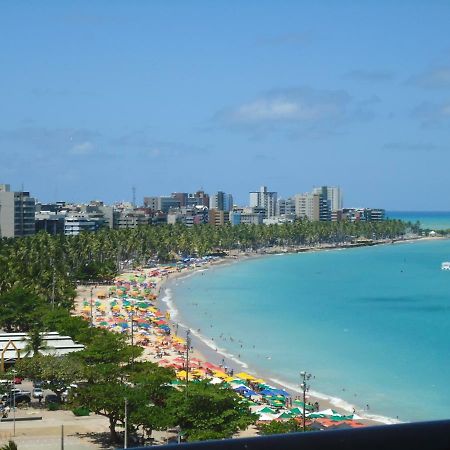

left=164, top=238, right=450, bottom=423
left=387, top=211, right=450, bottom=230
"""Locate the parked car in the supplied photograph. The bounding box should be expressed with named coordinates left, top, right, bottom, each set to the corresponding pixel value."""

left=44, top=394, right=60, bottom=405
left=1, top=388, right=27, bottom=401
left=32, top=388, right=44, bottom=399
left=3, top=393, right=31, bottom=407
left=32, top=380, right=43, bottom=388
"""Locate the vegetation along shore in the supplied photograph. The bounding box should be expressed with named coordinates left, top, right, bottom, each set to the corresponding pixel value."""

left=0, top=219, right=434, bottom=447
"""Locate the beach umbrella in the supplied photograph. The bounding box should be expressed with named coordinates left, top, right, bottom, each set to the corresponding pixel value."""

left=317, top=408, right=338, bottom=416
left=258, top=413, right=279, bottom=422
left=204, top=362, right=221, bottom=370
left=290, top=407, right=303, bottom=416
left=307, top=413, right=326, bottom=419
left=293, top=400, right=315, bottom=411
left=257, top=406, right=277, bottom=414
left=236, top=372, right=256, bottom=381
left=267, top=388, right=290, bottom=397
left=278, top=411, right=295, bottom=420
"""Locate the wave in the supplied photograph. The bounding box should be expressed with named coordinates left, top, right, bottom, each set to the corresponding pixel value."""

left=189, top=328, right=249, bottom=369
left=267, top=377, right=400, bottom=425
left=160, top=288, right=179, bottom=320
left=160, top=262, right=402, bottom=425
left=160, top=285, right=248, bottom=369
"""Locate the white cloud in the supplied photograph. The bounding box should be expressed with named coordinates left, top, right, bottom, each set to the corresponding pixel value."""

left=213, top=87, right=361, bottom=138
left=69, top=141, right=95, bottom=155
left=217, top=87, right=351, bottom=126
left=409, top=66, right=450, bottom=89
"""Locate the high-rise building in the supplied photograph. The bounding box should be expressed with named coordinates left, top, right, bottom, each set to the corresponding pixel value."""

left=0, top=184, right=36, bottom=238
left=294, top=193, right=319, bottom=220
left=209, top=191, right=233, bottom=212
left=249, top=186, right=277, bottom=218
left=277, top=198, right=296, bottom=216
left=313, top=186, right=343, bottom=212
left=294, top=192, right=330, bottom=221
left=208, top=209, right=230, bottom=226
left=171, top=192, right=188, bottom=207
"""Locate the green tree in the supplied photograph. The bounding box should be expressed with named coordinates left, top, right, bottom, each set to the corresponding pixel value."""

left=258, top=419, right=306, bottom=435
left=0, top=287, right=45, bottom=332
left=165, top=381, right=257, bottom=441
left=15, top=355, right=84, bottom=402
left=73, top=381, right=134, bottom=442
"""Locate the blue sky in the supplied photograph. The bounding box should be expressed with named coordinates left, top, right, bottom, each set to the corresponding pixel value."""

left=2, top=1, right=450, bottom=209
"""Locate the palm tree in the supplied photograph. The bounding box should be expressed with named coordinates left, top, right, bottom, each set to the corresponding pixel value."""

left=22, top=327, right=53, bottom=358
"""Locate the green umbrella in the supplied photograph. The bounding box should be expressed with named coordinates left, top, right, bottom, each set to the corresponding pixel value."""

left=278, top=411, right=295, bottom=419
left=293, top=400, right=314, bottom=411
left=258, top=406, right=277, bottom=414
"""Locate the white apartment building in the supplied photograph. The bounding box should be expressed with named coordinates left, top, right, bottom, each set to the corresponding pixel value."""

left=64, top=215, right=97, bottom=235
left=249, top=186, right=277, bottom=218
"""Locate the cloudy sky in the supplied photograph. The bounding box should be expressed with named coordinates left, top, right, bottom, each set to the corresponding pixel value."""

left=2, top=1, right=450, bottom=209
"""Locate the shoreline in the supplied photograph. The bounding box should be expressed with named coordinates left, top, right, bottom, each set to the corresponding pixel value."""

left=155, top=235, right=448, bottom=425
left=157, top=255, right=398, bottom=426
left=73, top=235, right=445, bottom=433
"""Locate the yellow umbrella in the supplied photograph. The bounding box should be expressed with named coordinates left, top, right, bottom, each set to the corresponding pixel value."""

left=236, top=372, right=256, bottom=381
left=176, top=370, right=187, bottom=379
left=213, top=370, right=228, bottom=379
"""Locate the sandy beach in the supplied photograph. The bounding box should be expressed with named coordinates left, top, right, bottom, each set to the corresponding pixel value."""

left=72, top=244, right=403, bottom=435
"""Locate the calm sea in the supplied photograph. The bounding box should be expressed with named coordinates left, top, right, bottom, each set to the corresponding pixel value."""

left=166, top=239, right=450, bottom=423
left=387, top=211, right=450, bottom=230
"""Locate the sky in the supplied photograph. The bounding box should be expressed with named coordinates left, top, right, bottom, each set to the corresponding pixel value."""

left=2, top=1, right=450, bottom=210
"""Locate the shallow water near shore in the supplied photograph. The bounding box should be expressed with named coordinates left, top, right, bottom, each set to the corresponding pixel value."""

left=165, top=239, right=450, bottom=423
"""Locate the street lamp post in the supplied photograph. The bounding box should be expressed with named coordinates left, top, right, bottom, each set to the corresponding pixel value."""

left=300, top=371, right=312, bottom=432
left=90, top=287, right=94, bottom=327
left=11, top=368, right=17, bottom=437
left=124, top=398, right=128, bottom=449
left=51, top=259, right=56, bottom=309
left=130, top=299, right=136, bottom=368
left=185, top=330, right=191, bottom=399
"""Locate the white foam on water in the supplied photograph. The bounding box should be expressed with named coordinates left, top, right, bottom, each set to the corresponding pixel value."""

left=160, top=288, right=179, bottom=320
left=268, top=377, right=399, bottom=424
left=189, top=328, right=249, bottom=369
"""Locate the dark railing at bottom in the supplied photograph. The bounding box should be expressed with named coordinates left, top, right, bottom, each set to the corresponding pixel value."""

left=126, top=420, right=450, bottom=450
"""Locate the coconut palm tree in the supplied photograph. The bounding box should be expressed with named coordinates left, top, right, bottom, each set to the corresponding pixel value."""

left=22, top=327, right=53, bottom=358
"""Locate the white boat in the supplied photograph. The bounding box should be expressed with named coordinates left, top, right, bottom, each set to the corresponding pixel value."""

left=442, top=262, right=450, bottom=270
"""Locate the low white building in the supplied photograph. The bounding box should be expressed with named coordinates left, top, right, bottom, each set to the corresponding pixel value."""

left=0, top=331, right=85, bottom=371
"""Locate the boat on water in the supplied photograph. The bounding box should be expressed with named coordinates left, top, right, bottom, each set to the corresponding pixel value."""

left=442, top=262, right=450, bottom=270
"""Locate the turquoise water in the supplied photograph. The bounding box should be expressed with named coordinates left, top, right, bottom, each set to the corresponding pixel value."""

left=168, top=240, right=450, bottom=423
left=387, top=211, right=450, bottom=230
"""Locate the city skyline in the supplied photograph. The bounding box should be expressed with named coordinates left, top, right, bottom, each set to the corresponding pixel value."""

left=2, top=2, right=450, bottom=210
